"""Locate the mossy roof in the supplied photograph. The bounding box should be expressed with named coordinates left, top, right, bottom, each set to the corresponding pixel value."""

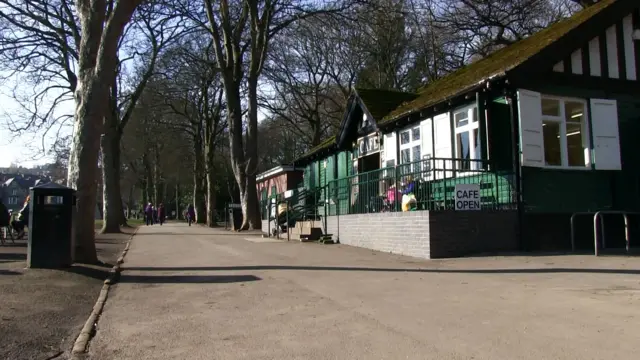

left=379, top=0, right=618, bottom=125
left=294, top=135, right=337, bottom=164
left=294, top=88, right=418, bottom=163
left=354, top=87, right=419, bottom=123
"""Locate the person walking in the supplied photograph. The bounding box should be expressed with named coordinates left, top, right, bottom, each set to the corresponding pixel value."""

left=145, top=203, right=153, bottom=226
left=10, top=195, right=30, bottom=239
left=0, top=198, right=11, bottom=243
left=152, top=206, right=158, bottom=224
left=158, top=204, right=165, bottom=226
left=187, top=204, right=195, bottom=226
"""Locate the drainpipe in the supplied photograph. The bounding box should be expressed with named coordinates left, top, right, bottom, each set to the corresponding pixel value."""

left=507, top=90, right=524, bottom=251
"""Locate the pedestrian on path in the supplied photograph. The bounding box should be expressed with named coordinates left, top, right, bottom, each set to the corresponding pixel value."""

left=158, top=204, right=165, bottom=226
left=187, top=204, right=195, bottom=226
left=145, top=203, right=153, bottom=226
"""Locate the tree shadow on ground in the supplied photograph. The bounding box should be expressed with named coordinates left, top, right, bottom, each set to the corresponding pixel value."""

left=0, top=253, right=26, bottom=261
left=0, top=269, right=22, bottom=275
left=0, top=242, right=27, bottom=248
left=62, top=262, right=115, bottom=280
left=123, top=265, right=640, bottom=276
left=119, top=274, right=261, bottom=284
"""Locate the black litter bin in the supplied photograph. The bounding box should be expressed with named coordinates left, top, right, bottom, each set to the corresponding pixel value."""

left=27, top=182, right=75, bottom=269
left=228, top=205, right=243, bottom=230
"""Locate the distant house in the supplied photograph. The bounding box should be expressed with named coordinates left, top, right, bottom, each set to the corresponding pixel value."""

left=1, top=175, right=51, bottom=211
left=256, top=165, right=304, bottom=201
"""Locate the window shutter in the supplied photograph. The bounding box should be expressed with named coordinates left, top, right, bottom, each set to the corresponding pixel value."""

left=590, top=99, right=621, bottom=170
left=433, top=112, right=452, bottom=178
left=517, top=89, right=544, bottom=167
left=384, top=132, right=397, bottom=165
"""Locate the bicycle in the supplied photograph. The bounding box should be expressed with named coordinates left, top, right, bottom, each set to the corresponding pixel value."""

left=0, top=225, right=16, bottom=245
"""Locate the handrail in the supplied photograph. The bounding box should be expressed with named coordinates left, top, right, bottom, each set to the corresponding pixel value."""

left=570, top=212, right=595, bottom=252
left=593, top=211, right=640, bottom=256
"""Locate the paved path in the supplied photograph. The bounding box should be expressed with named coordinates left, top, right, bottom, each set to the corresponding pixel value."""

left=88, top=223, right=640, bottom=360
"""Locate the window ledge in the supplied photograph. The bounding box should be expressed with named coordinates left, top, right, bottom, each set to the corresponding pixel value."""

left=540, top=165, right=592, bottom=171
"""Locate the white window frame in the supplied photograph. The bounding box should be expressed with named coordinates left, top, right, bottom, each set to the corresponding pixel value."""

left=399, top=126, right=421, bottom=163
left=541, top=95, right=591, bottom=170
left=453, top=105, right=482, bottom=172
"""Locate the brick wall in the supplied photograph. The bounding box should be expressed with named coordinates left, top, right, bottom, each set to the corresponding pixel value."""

left=428, top=211, right=518, bottom=258
left=326, top=212, right=431, bottom=259
left=261, top=220, right=271, bottom=235
left=324, top=210, right=518, bottom=259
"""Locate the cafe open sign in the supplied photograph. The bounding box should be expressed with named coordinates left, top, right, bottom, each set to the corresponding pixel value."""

left=454, top=184, right=481, bottom=211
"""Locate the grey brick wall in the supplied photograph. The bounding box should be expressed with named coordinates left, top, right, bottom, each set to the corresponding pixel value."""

left=324, top=210, right=518, bottom=260
left=325, top=212, right=431, bottom=259
left=261, top=220, right=270, bottom=235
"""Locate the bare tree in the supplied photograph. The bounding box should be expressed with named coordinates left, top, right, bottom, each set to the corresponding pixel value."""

left=435, top=0, right=580, bottom=59
left=67, top=0, right=144, bottom=263
left=0, top=0, right=78, bottom=147
left=101, top=2, right=185, bottom=233
left=262, top=17, right=346, bottom=147
left=185, top=0, right=357, bottom=230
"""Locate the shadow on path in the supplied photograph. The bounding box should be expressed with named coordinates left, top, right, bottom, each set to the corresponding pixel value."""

left=62, top=262, right=115, bottom=280
left=0, top=269, right=22, bottom=275
left=124, top=265, right=640, bottom=276
left=0, top=253, right=26, bottom=261
left=134, top=232, right=258, bottom=236
left=119, top=274, right=261, bottom=284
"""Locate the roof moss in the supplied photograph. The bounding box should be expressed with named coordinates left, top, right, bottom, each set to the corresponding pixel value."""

left=294, top=135, right=337, bottom=163
left=379, top=0, right=617, bottom=125
left=354, top=87, right=419, bottom=122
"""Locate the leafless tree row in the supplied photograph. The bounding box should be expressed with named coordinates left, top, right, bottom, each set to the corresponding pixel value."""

left=0, top=0, right=591, bottom=261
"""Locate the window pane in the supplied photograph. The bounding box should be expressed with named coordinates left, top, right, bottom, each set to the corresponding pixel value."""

left=565, top=101, right=585, bottom=122
left=543, top=121, right=562, bottom=166
left=400, top=131, right=410, bottom=145
left=472, top=108, right=478, bottom=122
left=542, top=98, right=560, bottom=116
left=412, top=146, right=421, bottom=173
left=412, top=127, right=420, bottom=141
left=456, top=131, right=470, bottom=160
left=385, top=160, right=395, bottom=168
left=566, top=122, right=586, bottom=166
left=456, top=131, right=471, bottom=170
left=400, top=149, right=410, bottom=164
left=473, top=128, right=481, bottom=160
left=412, top=145, right=421, bottom=161
left=455, top=111, right=468, bottom=127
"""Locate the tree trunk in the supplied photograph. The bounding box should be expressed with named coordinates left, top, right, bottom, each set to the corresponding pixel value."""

left=241, top=76, right=261, bottom=230
left=193, top=135, right=206, bottom=224
left=67, top=78, right=108, bottom=264
left=127, top=184, right=134, bottom=218
left=205, top=142, right=217, bottom=227
left=101, top=120, right=127, bottom=233
left=153, top=145, right=161, bottom=205
left=141, top=178, right=148, bottom=207
left=143, top=152, right=153, bottom=206
left=175, top=180, right=180, bottom=220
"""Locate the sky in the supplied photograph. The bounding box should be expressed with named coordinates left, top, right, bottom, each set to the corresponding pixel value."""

left=0, top=85, right=73, bottom=168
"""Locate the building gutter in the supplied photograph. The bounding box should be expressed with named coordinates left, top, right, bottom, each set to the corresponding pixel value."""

left=506, top=89, right=524, bottom=251
left=256, top=165, right=302, bottom=182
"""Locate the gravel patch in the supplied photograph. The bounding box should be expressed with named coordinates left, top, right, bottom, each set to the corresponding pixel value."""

left=0, top=227, right=135, bottom=360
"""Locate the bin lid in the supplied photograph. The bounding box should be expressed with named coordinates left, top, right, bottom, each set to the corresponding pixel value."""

left=30, top=182, right=75, bottom=193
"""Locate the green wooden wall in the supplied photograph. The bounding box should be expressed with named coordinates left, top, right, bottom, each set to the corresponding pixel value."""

left=516, top=84, right=640, bottom=213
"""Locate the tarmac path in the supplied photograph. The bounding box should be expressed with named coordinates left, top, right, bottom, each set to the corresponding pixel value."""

left=88, top=222, right=640, bottom=360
